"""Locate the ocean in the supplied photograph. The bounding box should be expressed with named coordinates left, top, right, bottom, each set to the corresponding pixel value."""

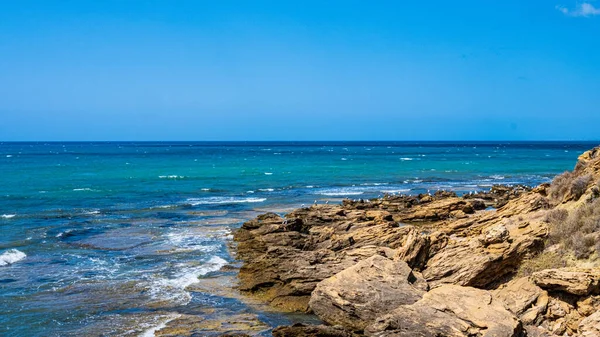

left=0, top=141, right=596, bottom=336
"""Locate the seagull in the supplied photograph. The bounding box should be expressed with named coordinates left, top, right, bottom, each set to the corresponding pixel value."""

left=314, top=200, right=318, bottom=205
left=301, top=204, right=305, bottom=208
left=325, top=201, right=329, bottom=204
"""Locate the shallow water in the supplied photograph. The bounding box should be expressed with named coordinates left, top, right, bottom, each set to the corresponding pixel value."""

left=0, top=141, right=596, bottom=336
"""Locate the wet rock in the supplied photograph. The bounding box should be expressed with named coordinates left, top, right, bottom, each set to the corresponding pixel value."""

left=364, top=285, right=522, bottom=337
left=309, top=255, right=427, bottom=331
left=154, top=313, right=269, bottom=337
left=531, top=269, right=600, bottom=296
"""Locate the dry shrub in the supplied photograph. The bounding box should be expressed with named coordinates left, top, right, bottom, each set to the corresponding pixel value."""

left=570, top=174, right=592, bottom=200
left=547, top=198, right=600, bottom=259
left=549, top=171, right=574, bottom=202
left=517, top=251, right=566, bottom=277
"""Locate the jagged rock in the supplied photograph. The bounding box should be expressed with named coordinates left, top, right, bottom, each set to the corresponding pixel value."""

left=493, top=277, right=548, bottom=325
left=234, top=205, right=412, bottom=311
left=364, top=285, right=522, bottom=337
left=272, top=323, right=358, bottom=337
left=234, top=184, right=549, bottom=309
left=531, top=269, right=600, bottom=296
left=579, top=310, right=600, bottom=337
left=309, top=255, right=427, bottom=331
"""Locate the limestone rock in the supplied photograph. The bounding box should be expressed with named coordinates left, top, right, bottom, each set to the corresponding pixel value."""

left=364, top=285, right=522, bottom=337
left=579, top=310, right=600, bottom=337
left=531, top=269, right=600, bottom=296
left=309, top=255, right=427, bottom=331
left=493, top=277, right=548, bottom=325
left=272, top=323, right=358, bottom=337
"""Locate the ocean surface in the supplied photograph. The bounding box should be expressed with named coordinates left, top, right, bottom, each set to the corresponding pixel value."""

left=0, top=141, right=597, bottom=336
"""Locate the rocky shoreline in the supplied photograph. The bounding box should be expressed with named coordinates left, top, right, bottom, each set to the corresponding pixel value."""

left=231, top=147, right=600, bottom=336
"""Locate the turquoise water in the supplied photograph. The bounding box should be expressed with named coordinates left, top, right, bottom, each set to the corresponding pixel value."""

left=0, top=141, right=596, bottom=336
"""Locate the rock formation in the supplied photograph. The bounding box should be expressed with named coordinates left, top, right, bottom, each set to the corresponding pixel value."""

left=232, top=146, right=600, bottom=336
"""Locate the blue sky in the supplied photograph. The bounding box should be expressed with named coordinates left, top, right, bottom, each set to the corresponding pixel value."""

left=0, top=1, right=599, bottom=141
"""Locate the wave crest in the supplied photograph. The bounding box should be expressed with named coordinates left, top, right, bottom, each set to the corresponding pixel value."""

left=0, top=249, right=26, bottom=266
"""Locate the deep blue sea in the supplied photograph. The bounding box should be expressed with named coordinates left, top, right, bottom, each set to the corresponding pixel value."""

left=0, top=141, right=597, bottom=336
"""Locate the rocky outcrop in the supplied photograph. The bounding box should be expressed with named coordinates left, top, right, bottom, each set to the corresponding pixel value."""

left=233, top=185, right=547, bottom=310
left=364, top=285, right=522, bottom=337
left=231, top=146, right=600, bottom=337
left=309, top=255, right=427, bottom=331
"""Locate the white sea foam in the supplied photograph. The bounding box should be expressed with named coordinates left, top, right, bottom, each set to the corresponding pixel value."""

left=139, top=314, right=181, bottom=337
left=400, top=157, right=414, bottom=161
left=159, top=175, right=185, bottom=179
left=148, top=256, right=228, bottom=305
left=186, top=197, right=266, bottom=206
left=0, top=249, right=26, bottom=266
left=200, top=188, right=211, bottom=191
left=264, top=172, right=273, bottom=175
left=318, top=188, right=364, bottom=196
left=258, top=188, right=275, bottom=192
left=1, top=214, right=16, bottom=219
left=73, top=188, right=94, bottom=192
left=490, top=175, right=505, bottom=180
left=6, top=155, right=12, bottom=158
left=380, top=189, right=411, bottom=194
left=360, top=183, right=389, bottom=186
left=341, top=158, right=348, bottom=161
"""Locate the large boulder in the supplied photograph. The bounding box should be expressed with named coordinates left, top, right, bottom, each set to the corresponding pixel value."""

left=531, top=269, right=600, bottom=296
left=309, top=255, right=427, bottom=331
left=364, top=285, right=522, bottom=337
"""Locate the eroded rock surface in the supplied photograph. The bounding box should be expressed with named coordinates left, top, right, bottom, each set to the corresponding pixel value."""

left=364, top=285, right=522, bottom=337
left=532, top=269, right=600, bottom=296
left=309, top=255, right=426, bottom=331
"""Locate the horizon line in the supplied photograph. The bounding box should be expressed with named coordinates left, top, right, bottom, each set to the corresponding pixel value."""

left=2, top=140, right=600, bottom=143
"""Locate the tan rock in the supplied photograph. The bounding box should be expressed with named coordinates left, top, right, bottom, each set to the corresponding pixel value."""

left=579, top=310, right=600, bottom=337
left=364, top=285, right=522, bottom=337
left=531, top=269, right=600, bottom=296
left=309, top=255, right=426, bottom=331
left=493, top=277, right=548, bottom=325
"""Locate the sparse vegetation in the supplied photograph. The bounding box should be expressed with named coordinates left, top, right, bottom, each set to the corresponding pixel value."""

left=517, top=251, right=566, bottom=277
left=547, top=198, right=600, bottom=259
left=548, top=171, right=574, bottom=202
left=571, top=174, right=592, bottom=200
left=548, top=171, right=592, bottom=203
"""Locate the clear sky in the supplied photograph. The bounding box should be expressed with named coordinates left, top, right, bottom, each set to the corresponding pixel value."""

left=1, top=1, right=599, bottom=141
